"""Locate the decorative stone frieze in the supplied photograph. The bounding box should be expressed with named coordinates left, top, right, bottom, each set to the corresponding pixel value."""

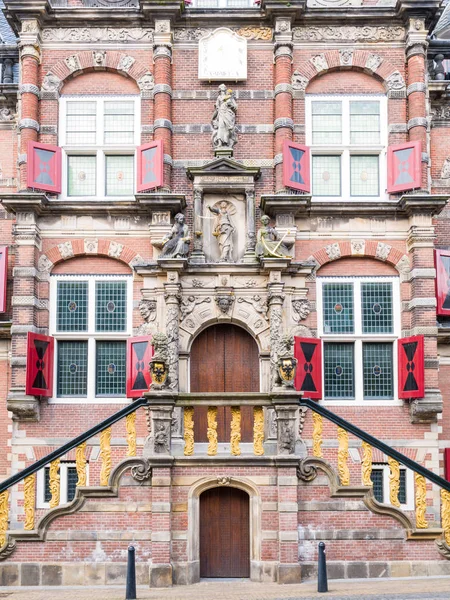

left=42, top=28, right=154, bottom=43
left=292, top=26, right=405, bottom=42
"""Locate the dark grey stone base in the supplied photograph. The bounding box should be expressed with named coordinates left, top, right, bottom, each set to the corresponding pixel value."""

left=149, top=563, right=173, bottom=587
left=300, top=560, right=450, bottom=580
left=277, top=563, right=302, bottom=584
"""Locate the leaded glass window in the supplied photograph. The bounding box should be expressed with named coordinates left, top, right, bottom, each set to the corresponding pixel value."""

left=66, top=101, right=96, bottom=146
left=57, top=341, right=88, bottom=397
left=95, top=281, right=127, bottom=332
left=67, top=466, right=78, bottom=501
left=104, top=102, right=135, bottom=145
left=371, top=466, right=407, bottom=506
left=56, top=281, right=88, bottom=332
left=312, top=155, right=341, bottom=197
left=361, top=283, right=393, bottom=334
left=350, top=101, right=380, bottom=145
left=323, top=283, right=354, bottom=334
left=312, top=101, right=342, bottom=145
left=96, top=341, right=126, bottom=396
left=324, top=343, right=354, bottom=399
left=371, top=469, right=384, bottom=502
left=68, top=156, right=96, bottom=197
left=105, top=156, right=134, bottom=196
left=350, top=156, right=379, bottom=197
left=41, top=463, right=80, bottom=506
left=44, top=467, right=52, bottom=503
left=363, top=343, right=393, bottom=400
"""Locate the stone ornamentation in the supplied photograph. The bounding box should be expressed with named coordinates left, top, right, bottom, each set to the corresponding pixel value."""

left=150, top=332, right=170, bottom=390
left=361, top=442, right=373, bottom=487
left=253, top=407, right=264, bottom=456
left=76, top=442, right=87, bottom=487
left=351, top=240, right=365, bottom=256
left=207, top=407, right=218, bottom=456
left=165, top=289, right=181, bottom=391
left=388, top=457, right=401, bottom=507
left=159, top=213, right=190, bottom=259
left=99, top=428, right=112, bottom=486
left=117, top=55, right=135, bottom=73
left=93, top=51, right=106, bottom=66
left=325, top=242, right=341, bottom=261
left=42, top=28, right=154, bottom=43
left=441, top=158, right=450, bottom=179
left=291, top=71, right=309, bottom=91
left=312, top=413, right=323, bottom=458
left=236, top=27, right=272, bottom=41
left=38, top=255, right=53, bottom=273
left=49, top=459, right=61, bottom=508
left=84, top=238, right=98, bottom=254
left=337, top=427, right=350, bottom=486
left=279, top=422, right=295, bottom=455
left=58, top=241, right=74, bottom=260
left=339, top=49, right=353, bottom=66
left=154, top=424, right=170, bottom=454
left=108, top=241, right=124, bottom=258
left=138, top=73, right=155, bottom=92
left=376, top=242, right=392, bottom=261
left=137, top=299, right=157, bottom=335
left=292, top=298, right=311, bottom=323
left=386, top=71, right=406, bottom=91
left=310, top=54, right=328, bottom=72
left=0, top=492, right=8, bottom=548
left=230, top=407, right=241, bottom=456
left=256, top=215, right=291, bottom=259
left=395, top=255, right=410, bottom=275
left=180, top=296, right=211, bottom=321
left=217, top=476, right=231, bottom=485
left=0, top=108, right=15, bottom=121
left=415, top=473, right=428, bottom=529
left=441, top=490, right=450, bottom=545
left=131, top=461, right=152, bottom=482
left=65, top=55, right=82, bottom=73
left=212, top=85, right=238, bottom=151
left=237, top=295, right=269, bottom=319
left=292, top=26, right=405, bottom=42
left=42, top=72, right=62, bottom=93
left=183, top=407, right=194, bottom=456
left=23, top=474, right=36, bottom=531
left=191, top=279, right=205, bottom=288
left=431, top=105, right=450, bottom=122
left=215, top=294, right=235, bottom=315
left=208, top=201, right=236, bottom=262
left=308, top=0, right=361, bottom=5
left=126, top=412, right=137, bottom=457
left=365, top=54, right=383, bottom=72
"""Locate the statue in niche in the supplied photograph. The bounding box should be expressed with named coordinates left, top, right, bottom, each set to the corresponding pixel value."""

left=208, top=201, right=236, bottom=262
left=211, top=84, right=238, bottom=150
left=159, top=213, right=190, bottom=259
left=256, top=215, right=291, bottom=259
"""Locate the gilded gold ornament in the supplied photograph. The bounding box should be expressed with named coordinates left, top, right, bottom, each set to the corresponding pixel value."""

left=388, top=457, right=400, bottom=507
left=236, top=27, right=272, bottom=41
left=126, top=412, right=137, bottom=457
left=207, top=406, right=218, bottom=456
left=76, top=442, right=87, bottom=487
left=312, top=412, right=323, bottom=458
left=337, top=427, right=350, bottom=486
left=441, top=489, right=450, bottom=545
left=24, top=474, right=36, bottom=530
left=100, top=426, right=112, bottom=486
left=415, top=473, right=428, bottom=529
left=253, top=406, right=264, bottom=456
left=184, top=407, right=195, bottom=456
left=230, top=406, right=241, bottom=456
left=49, top=459, right=60, bottom=508
left=150, top=360, right=167, bottom=386
left=361, top=442, right=373, bottom=487
left=0, top=491, right=8, bottom=547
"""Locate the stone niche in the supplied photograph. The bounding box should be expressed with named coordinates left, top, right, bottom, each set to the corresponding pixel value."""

left=202, top=193, right=246, bottom=263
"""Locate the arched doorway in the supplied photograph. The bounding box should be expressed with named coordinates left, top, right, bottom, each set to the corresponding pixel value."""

left=190, top=324, right=260, bottom=442
left=199, top=486, right=250, bottom=577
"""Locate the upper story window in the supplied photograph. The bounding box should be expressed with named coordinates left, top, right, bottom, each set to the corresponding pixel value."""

left=189, top=0, right=256, bottom=7
left=59, top=96, right=140, bottom=201
left=317, top=276, right=400, bottom=404
left=306, top=95, right=387, bottom=201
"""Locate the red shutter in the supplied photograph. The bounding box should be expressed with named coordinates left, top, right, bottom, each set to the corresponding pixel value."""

left=445, top=448, right=450, bottom=482
left=387, top=141, right=421, bottom=194
left=398, top=335, right=424, bottom=399
left=27, top=141, right=62, bottom=194
left=136, top=141, right=163, bottom=192
left=26, top=332, right=54, bottom=397
left=0, top=246, right=8, bottom=314
left=435, top=249, right=450, bottom=316
left=126, top=336, right=153, bottom=398
left=283, top=140, right=310, bottom=193
left=294, top=337, right=322, bottom=399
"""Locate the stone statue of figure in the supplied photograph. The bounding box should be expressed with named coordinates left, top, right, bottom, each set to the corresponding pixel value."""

left=256, top=215, right=290, bottom=259
left=211, top=84, right=238, bottom=150
left=159, top=213, right=190, bottom=259
left=208, top=201, right=236, bottom=262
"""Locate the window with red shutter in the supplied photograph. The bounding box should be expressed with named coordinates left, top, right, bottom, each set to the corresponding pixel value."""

left=136, top=141, right=163, bottom=192
left=26, top=332, right=55, bottom=397
left=397, top=335, right=424, bottom=399
left=283, top=141, right=311, bottom=193
left=27, top=141, right=62, bottom=194
left=435, top=249, right=450, bottom=316
left=0, top=246, right=8, bottom=314
left=387, top=141, right=421, bottom=194
left=294, top=337, right=322, bottom=399
left=126, top=336, right=153, bottom=398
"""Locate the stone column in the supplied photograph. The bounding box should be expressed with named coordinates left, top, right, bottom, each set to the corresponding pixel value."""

left=164, top=276, right=181, bottom=392
left=273, top=18, right=293, bottom=193
left=153, top=20, right=173, bottom=191
left=406, top=17, right=429, bottom=190
left=268, top=277, right=285, bottom=390
left=242, top=187, right=257, bottom=263
left=191, top=187, right=205, bottom=264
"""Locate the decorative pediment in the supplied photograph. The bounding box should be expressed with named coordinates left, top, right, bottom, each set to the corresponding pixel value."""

left=186, top=157, right=260, bottom=184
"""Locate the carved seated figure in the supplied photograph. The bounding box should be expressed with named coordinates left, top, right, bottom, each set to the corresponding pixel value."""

left=159, top=213, right=191, bottom=259
left=256, top=215, right=291, bottom=259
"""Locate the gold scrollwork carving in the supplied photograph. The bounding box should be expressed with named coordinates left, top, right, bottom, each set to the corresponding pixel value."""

left=415, top=473, right=428, bottom=529
left=337, top=427, right=350, bottom=486
left=230, top=406, right=241, bottom=456
left=361, top=442, right=373, bottom=487
left=388, top=457, right=401, bottom=507
left=0, top=491, right=8, bottom=547
left=24, top=474, right=36, bottom=530
left=49, top=459, right=60, bottom=508
left=100, top=426, right=112, bottom=486
left=312, top=413, right=323, bottom=458
left=184, top=407, right=194, bottom=456
left=207, top=407, right=218, bottom=456
left=76, top=442, right=87, bottom=487
left=253, top=406, right=264, bottom=456
left=126, top=412, right=137, bottom=457
left=441, top=489, right=450, bottom=545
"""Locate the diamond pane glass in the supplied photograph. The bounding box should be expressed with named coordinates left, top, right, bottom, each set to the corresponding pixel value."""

left=95, top=281, right=127, bottom=332
left=324, top=343, right=355, bottom=399
left=68, top=156, right=96, bottom=196
left=312, top=101, right=342, bottom=144
left=104, top=101, right=135, bottom=145
left=66, top=102, right=97, bottom=146
left=96, top=341, right=126, bottom=396
left=361, top=282, right=393, bottom=334
left=57, top=341, right=88, bottom=397
left=56, top=281, right=88, bottom=332
left=350, top=101, right=380, bottom=145
left=44, top=467, right=52, bottom=503
left=350, top=156, right=379, bottom=196
left=363, top=342, right=393, bottom=400
left=323, top=283, right=354, bottom=334
left=312, top=155, right=341, bottom=196
left=105, top=155, right=134, bottom=196
left=67, top=466, right=78, bottom=501
left=399, top=470, right=407, bottom=504
left=371, top=469, right=384, bottom=503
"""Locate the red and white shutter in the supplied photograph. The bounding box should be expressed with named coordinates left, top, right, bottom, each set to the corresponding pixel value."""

left=27, top=141, right=62, bottom=194
left=294, top=337, right=322, bottom=399
left=126, top=336, right=153, bottom=398
left=283, top=140, right=311, bottom=193
left=136, top=141, right=163, bottom=192
left=25, top=332, right=54, bottom=397
left=387, top=141, right=421, bottom=194
left=0, top=246, right=8, bottom=314
left=398, top=335, right=424, bottom=399
left=435, top=249, right=450, bottom=316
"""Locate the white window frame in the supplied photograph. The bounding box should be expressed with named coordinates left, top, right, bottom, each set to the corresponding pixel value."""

left=371, top=464, right=414, bottom=511
left=36, top=462, right=88, bottom=508
left=316, top=276, right=402, bottom=406
left=305, top=94, right=388, bottom=203
left=190, top=0, right=256, bottom=7
left=59, top=95, right=141, bottom=202
left=49, top=274, right=133, bottom=404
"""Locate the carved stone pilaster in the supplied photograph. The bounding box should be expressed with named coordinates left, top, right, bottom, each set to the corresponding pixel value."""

left=153, top=21, right=173, bottom=62
left=406, top=17, right=428, bottom=60
left=242, top=187, right=257, bottom=263
left=191, top=188, right=205, bottom=264
left=19, top=19, right=41, bottom=63
left=268, top=281, right=285, bottom=390
left=143, top=398, right=175, bottom=457
left=164, top=281, right=181, bottom=392
left=272, top=396, right=299, bottom=456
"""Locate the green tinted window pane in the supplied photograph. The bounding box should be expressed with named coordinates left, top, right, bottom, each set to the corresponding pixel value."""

left=399, top=470, right=407, bottom=504
left=56, top=281, right=88, bottom=332
left=95, top=281, right=127, bottom=331
left=371, top=469, right=384, bottom=503
left=312, top=156, right=341, bottom=196
left=350, top=102, right=380, bottom=145
left=363, top=342, right=393, bottom=400
left=361, top=283, right=393, bottom=334
left=57, top=341, right=88, bottom=397
left=350, top=156, right=379, bottom=196
left=324, top=343, right=354, bottom=399
left=312, top=101, right=342, bottom=145
left=96, top=341, right=126, bottom=396
left=105, top=156, right=134, bottom=196
left=104, top=101, right=134, bottom=144
left=44, top=467, right=52, bottom=503
left=66, top=102, right=96, bottom=146
left=68, top=156, right=96, bottom=196
left=323, top=283, right=354, bottom=334
left=67, top=466, right=78, bottom=501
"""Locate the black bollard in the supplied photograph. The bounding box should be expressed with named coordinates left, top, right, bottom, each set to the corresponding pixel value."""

left=318, top=541, right=328, bottom=593
left=125, top=545, right=137, bottom=600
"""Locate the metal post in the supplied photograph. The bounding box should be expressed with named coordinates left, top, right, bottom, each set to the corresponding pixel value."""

left=125, top=545, right=137, bottom=600
left=318, top=541, right=328, bottom=593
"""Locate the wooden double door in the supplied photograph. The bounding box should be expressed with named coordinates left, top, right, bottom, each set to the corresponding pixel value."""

left=190, top=324, right=260, bottom=442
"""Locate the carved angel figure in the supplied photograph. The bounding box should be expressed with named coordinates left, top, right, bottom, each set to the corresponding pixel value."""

left=256, top=215, right=290, bottom=259
left=159, top=213, right=190, bottom=259
left=211, top=84, right=238, bottom=149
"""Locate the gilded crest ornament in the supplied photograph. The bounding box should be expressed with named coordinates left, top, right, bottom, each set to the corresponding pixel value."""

left=150, top=332, right=170, bottom=390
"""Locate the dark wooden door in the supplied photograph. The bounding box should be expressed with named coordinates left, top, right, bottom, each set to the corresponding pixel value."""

left=190, top=324, right=259, bottom=442
left=200, top=486, right=250, bottom=578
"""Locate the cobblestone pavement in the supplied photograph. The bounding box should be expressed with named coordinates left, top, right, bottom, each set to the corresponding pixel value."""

left=1, top=577, right=450, bottom=600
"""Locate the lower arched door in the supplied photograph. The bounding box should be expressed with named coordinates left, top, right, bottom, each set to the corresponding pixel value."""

left=199, top=486, right=250, bottom=578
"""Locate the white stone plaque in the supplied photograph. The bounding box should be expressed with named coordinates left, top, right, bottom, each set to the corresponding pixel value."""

left=199, top=28, right=247, bottom=81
